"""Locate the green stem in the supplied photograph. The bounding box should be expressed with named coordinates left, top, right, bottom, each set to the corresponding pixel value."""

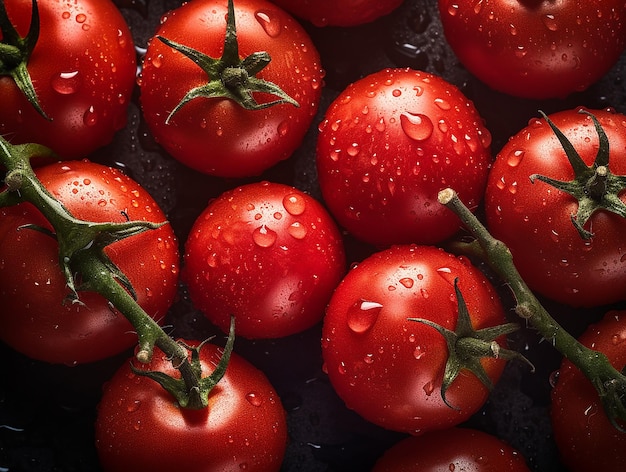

left=438, top=188, right=626, bottom=429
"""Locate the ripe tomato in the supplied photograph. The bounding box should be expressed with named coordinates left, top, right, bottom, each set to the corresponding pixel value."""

left=551, top=310, right=626, bottom=472
left=321, top=244, right=508, bottom=434
left=139, top=0, right=324, bottom=178
left=316, top=67, right=492, bottom=248
left=0, top=160, right=179, bottom=365
left=438, top=0, right=626, bottom=99
left=96, top=340, right=287, bottom=471
left=267, top=0, right=404, bottom=27
left=0, top=0, right=137, bottom=159
left=484, top=108, right=626, bottom=307
left=372, top=427, right=530, bottom=471
left=183, top=181, right=346, bottom=339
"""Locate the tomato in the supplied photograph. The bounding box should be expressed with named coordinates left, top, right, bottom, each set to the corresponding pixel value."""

left=95, top=340, right=287, bottom=471
left=139, top=0, right=324, bottom=178
left=0, top=0, right=137, bottom=160
left=551, top=310, right=626, bottom=472
left=267, top=0, right=404, bottom=27
left=372, top=427, right=530, bottom=471
left=316, top=67, right=492, bottom=248
left=0, top=160, right=179, bottom=365
left=183, top=181, right=346, bottom=339
left=438, top=0, right=626, bottom=99
left=321, top=244, right=508, bottom=434
left=484, top=108, right=626, bottom=307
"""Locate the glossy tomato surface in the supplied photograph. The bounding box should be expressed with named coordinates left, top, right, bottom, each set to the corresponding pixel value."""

left=184, top=181, right=346, bottom=339
left=316, top=67, right=492, bottom=247
left=484, top=108, right=626, bottom=307
left=0, top=0, right=137, bottom=159
left=95, top=340, right=288, bottom=471
left=438, top=0, right=626, bottom=99
left=267, top=0, right=404, bottom=27
left=321, top=245, right=508, bottom=434
left=0, top=160, right=179, bottom=365
left=372, top=427, right=531, bottom=471
left=140, top=0, right=324, bottom=178
left=551, top=310, right=626, bottom=472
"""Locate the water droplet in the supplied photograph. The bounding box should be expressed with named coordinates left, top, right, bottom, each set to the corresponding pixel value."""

left=83, top=106, right=98, bottom=126
left=75, top=13, right=87, bottom=23
left=542, top=14, right=559, bottom=31
left=347, top=300, right=382, bottom=334
left=400, top=112, right=434, bottom=142
left=255, top=10, right=282, bottom=37
left=287, top=221, right=307, bottom=240
left=392, top=88, right=402, bottom=97
left=245, top=392, right=264, bottom=407
left=277, top=120, right=289, bottom=137
left=252, top=225, right=277, bottom=247
left=52, top=71, right=81, bottom=95
left=507, top=149, right=525, bottom=167
left=413, top=345, right=426, bottom=360
left=126, top=400, right=141, bottom=412
left=283, top=193, right=306, bottom=215
left=423, top=380, right=435, bottom=395
left=434, top=98, right=451, bottom=110
left=399, top=277, right=414, bottom=288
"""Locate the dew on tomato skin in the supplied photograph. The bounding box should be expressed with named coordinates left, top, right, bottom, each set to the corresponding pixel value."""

left=83, top=106, right=98, bottom=126
left=400, top=112, right=434, bottom=142
left=52, top=70, right=81, bottom=95
left=287, top=221, right=307, bottom=240
left=252, top=225, right=277, bottom=248
left=423, top=380, right=435, bottom=396
left=347, top=300, right=382, bottom=334
left=283, top=193, right=306, bottom=216
left=245, top=392, right=264, bottom=407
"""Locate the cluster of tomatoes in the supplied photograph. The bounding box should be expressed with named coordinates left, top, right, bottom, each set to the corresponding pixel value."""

left=1, top=0, right=626, bottom=471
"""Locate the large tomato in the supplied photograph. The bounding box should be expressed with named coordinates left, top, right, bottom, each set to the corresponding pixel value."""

left=0, top=160, right=179, bottom=365
left=139, top=0, right=324, bottom=178
left=484, top=108, right=626, bottom=307
left=438, top=0, right=626, bottom=99
left=267, top=0, right=404, bottom=27
left=316, top=67, right=492, bottom=248
left=321, top=244, right=509, bottom=434
left=0, top=0, right=137, bottom=159
left=551, top=310, right=626, bottom=472
left=96, top=340, right=288, bottom=471
left=372, top=427, right=530, bottom=471
left=183, top=181, right=346, bottom=339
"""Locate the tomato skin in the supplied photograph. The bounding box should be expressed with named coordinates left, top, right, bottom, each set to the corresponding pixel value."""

left=183, top=181, right=346, bottom=339
left=316, top=68, right=492, bottom=247
left=140, top=0, right=324, bottom=178
left=484, top=108, right=626, bottom=307
left=321, top=245, right=507, bottom=434
left=438, top=0, right=626, bottom=99
left=267, top=0, right=404, bottom=27
left=95, top=340, right=287, bottom=471
left=0, top=0, right=137, bottom=160
left=372, top=427, right=530, bottom=471
left=0, top=160, right=179, bottom=365
left=551, top=310, right=626, bottom=472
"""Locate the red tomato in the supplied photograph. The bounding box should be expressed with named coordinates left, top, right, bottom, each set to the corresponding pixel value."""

left=267, top=0, right=404, bottom=27
left=0, top=0, right=137, bottom=159
left=139, top=0, right=324, bottom=178
left=484, top=108, right=626, bottom=307
left=0, top=160, right=179, bottom=365
left=95, top=340, right=287, bottom=471
left=372, top=427, right=530, bottom=471
left=316, top=67, right=492, bottom=247
left=321, top=244, right=508, bottom=434
left=551, top=310, right=626, bottom=472
left=438, top=0, right=626, bottom=99
left=183, top=181, right=346, bottom=339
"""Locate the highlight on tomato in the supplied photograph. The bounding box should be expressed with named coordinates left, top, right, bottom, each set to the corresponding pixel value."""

left=183, top=181, right=346, bottom=339
left=0, top=159, right=180, bottom=365
left=316, top=67, right=492, bottom=248
left=139, top=0, right=324, bottom=178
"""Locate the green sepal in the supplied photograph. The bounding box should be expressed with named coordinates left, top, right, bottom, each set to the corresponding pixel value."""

left=0, top=0, right=50, bottom=119
left=529, top=109, right=626, bottom=240
left=131, top=317, right=236, bottom=410
left=409, top=278, right=533, bottom=410
left=156, top=0, right=299, bottom=124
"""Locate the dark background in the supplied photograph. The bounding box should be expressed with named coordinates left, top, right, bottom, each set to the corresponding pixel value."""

left=1, top=0, right=626, bottom=470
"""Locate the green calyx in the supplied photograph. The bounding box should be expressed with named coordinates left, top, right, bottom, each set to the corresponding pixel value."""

left=131, top=317, right=236, bottom=410
left=530, top=109, right=626, bottom=240
left=157, top=0, right=299, bottom=124
left=409, top=278, right=532, bottom=409
left=0, top=0, right=49, bottom=119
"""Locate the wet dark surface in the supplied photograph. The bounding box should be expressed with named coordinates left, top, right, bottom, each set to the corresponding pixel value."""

left=1, top=0, right=626, bottom=470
